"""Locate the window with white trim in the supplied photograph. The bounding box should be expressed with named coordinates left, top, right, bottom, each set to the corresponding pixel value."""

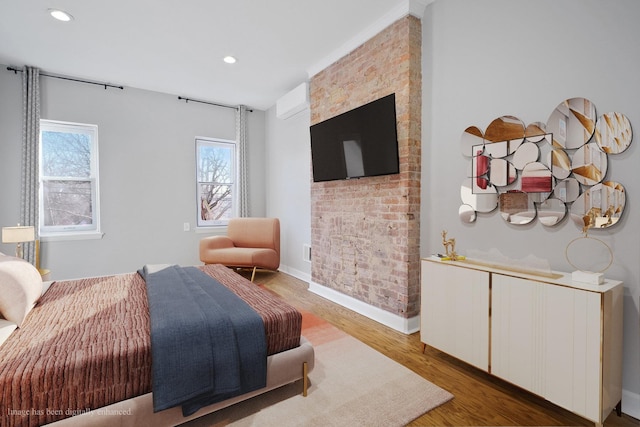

left=39, top=120, right=101, bottom=237
left=196, top=137, right=237, bottom=227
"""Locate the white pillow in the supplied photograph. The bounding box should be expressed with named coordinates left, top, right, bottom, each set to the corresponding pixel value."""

left=0, top=318, right=17, bottom=348
left=0, top=256, right=43, bottom=326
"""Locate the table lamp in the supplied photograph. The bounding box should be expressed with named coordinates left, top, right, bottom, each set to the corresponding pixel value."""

left=2, top=225, right=35, bottom=259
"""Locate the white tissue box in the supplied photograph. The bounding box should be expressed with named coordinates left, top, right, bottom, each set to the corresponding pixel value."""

left=572, top=270, right=604, bottom=285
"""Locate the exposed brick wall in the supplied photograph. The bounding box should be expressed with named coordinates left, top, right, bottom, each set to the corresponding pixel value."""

left=310, top=16, right=422, bottom=318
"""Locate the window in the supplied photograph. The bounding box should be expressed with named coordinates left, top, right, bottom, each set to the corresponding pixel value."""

left=196, top=137, right=237, bottom=227
left=39, top=120, right=101, bottom=237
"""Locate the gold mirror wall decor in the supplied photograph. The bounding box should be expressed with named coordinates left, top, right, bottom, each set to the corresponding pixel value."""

left=489, top=158, right=517, bottom=187
left=512, top=142, right=539, bottom=170
left=524, top=121, right=547, bottom=142
left=595, top=112, right=632, bottom=154
left=549, top=148, right=572, bottom=179
left=485, top=115, right=525, bottom=156
left=461, top=178, right=498, bottom=214
left=537, top=197, right=567, bottom=227
left=571, top=142, right=608, bottom=186
left=499, top=190, right=536, bottom=225
left=459, top=204, right=476, bottom=223
left=553, top=177, right=581, bottom=203
left=546, top=97, right=596, bottom=150
left=570, top=181, right=625, bottom=229
left=458, top=97, right=632, bottom=229
left=461, top=126, right=484, bottom=157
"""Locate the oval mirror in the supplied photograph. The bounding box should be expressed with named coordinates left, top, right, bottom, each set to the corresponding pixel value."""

left=553, top=177, right=580, bottom=203
left=483, top=141, right=509, bottom=158
left=595, top=112, right=633, bottom=154
left=525, top=121, right=547, bottom=142
left=488, top=158, right=517, bottom=187
left=512, top=142, right=539, bottom=169
left=461, top=178, right=498, bottom=213
left=571, top=143, right=608, bottom=186
left=546, top=97, right=597, bottom=149
left=570, top=181, right=625, bottom=230
left=521, top=162, right=553, bottom=194
left=536, top=197, right=566, bottom=227
left=548, top=148, right=572, bottom=179
left=499, top=190, right=536, bottom=225
left=459, top=204, right=476, bottom=223
left=461, top=126, right=484, bottom=157
left=470, top=160, right=490, bottom=192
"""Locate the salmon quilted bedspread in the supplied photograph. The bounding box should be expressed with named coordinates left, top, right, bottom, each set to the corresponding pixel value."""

left=0, top=264, right=301, bottom=427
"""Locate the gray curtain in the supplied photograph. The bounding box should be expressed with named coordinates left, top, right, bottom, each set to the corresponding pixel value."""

left=20, top=66, right=40, bottom=264
left=236, top=105, right=249, bottom=217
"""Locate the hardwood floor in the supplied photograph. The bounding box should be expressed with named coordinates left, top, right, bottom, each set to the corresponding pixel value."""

left=253, top=270, right=638, bottom=427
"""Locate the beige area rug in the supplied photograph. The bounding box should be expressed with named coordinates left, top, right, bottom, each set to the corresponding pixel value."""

left=182, top=311, right=453, bottom=426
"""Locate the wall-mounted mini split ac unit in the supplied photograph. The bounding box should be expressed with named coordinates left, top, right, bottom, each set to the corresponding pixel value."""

left=276, top=82, right=309, bottom=120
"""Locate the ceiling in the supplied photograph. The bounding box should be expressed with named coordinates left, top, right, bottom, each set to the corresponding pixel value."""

left=0, top=0, right=427, bottom=111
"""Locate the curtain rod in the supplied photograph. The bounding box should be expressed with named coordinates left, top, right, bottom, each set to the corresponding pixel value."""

left=178, top=96, right=253, bottom=112
left=6, top=66, right=124, bottom=90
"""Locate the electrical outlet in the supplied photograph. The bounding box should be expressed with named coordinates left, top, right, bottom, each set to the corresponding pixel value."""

left=303, top=244, right=312, bottom=262
left=183, top=222, right=190, bottom=232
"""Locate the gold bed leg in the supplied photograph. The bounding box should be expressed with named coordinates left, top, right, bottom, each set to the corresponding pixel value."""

left=250, top=266, right=257, bottom=282
left=302, top=362, right=309, bottom=397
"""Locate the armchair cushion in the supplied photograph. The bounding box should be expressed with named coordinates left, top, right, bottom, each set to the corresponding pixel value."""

left=199, top=218, right=280, bottom=272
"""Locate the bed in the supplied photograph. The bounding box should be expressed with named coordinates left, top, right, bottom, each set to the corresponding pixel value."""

left=0, top=255, right=314, bottom=427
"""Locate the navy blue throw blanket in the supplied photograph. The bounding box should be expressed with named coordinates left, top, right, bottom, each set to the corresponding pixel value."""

left=138, top=265, right=267, bottom=416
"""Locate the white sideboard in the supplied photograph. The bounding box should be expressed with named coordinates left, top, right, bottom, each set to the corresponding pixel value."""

left=420, top=256, right=623, bottom=426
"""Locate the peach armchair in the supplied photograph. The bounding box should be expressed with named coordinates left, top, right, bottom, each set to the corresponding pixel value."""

left=199, top=217, right=280, bottom=281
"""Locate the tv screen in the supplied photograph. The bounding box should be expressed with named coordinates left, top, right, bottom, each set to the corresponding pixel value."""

left=310, top=93, right=399, bottom=182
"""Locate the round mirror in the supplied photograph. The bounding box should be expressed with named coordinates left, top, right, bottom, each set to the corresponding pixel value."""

left=461, top=126, right=484, bottom=157
left=536, top=197, right=566, bottom=226
left=595, top=112, right=633, bottom=154
left=461, top=178, right=498, bottom=213
left=488, top=158, right=516, bottom=187
left=499, top=190, right=536, bottom=225
left=571, top=142, right=608, bottom=186
left=546, top=97, right=597, bottom=149
left=512, top=142, right=539, bottom=169
left=525, top=121, right=547, bottom=142
left=570, top=181, right=625, bottom=230
left=485, top=115, right=525, bottom=156
left=459, top=204, right=476, bottom=223
left=548, top=148, right=572, bottom=179
left=553, top=177, right=580, bottom=203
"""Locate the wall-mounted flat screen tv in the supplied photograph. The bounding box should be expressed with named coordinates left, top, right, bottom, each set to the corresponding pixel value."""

left=310, top=93, right=399, bottom=182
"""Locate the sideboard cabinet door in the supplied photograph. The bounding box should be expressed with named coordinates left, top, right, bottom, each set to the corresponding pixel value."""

left=421, top=260, right=489, bottom=371
left=491, top=273, right=602, bottom=422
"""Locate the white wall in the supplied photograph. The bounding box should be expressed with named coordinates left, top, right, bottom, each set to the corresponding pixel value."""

left=422, top=0, right=640, bottom=417
left=0, top=68, right=266, bottom=279
left=264, top=106, right=312, bottom=281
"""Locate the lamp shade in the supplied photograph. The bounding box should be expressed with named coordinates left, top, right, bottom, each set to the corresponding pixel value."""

left=2, top=226, right=35, bottom=244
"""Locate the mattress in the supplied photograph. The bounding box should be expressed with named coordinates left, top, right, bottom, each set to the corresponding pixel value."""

left=0, top=264, right=301, bottom=427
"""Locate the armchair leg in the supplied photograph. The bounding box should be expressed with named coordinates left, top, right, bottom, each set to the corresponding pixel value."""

left=250, top=266, right=257, bottom=282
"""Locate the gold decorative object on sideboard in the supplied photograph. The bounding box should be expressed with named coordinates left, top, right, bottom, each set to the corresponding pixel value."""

left=440, top=230, right=464, bottom=261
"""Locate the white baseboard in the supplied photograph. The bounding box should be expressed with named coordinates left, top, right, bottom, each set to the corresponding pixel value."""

left=278, top=264, right=310, bottom=283
left=308, top=281, right=420, bottom=334
left=623, top=389, right=640, bottom=419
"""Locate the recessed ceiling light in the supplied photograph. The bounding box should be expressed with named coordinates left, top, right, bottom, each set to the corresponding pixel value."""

left=48, top=9, right=74, bottom=22
left=223, top=56, right=237, bottom=64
